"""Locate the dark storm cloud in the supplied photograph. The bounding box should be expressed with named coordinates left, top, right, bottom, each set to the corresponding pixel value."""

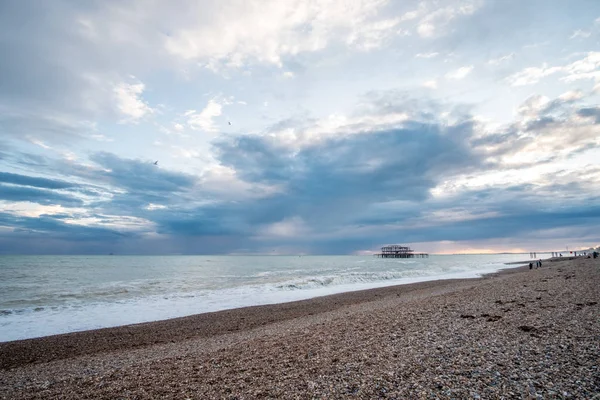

left=577, top=107, right=600, bottom=123
left=0, top=172, right=77, bottom=190
left=89, top=152, right=197, bottom=193
left=0, top=184, right=83, bottom=206
left=0, top=212, right=127, bottom=239
left=1, top=97, right=599, bottom=254
left=2, top=105, right=592, bottom=254
left=155, top=209, right=242, bottom=236
left=216, top=120, right=482, bottom=203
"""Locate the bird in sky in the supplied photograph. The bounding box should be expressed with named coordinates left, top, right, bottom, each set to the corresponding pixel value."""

left=153, top=160, right=158, bottom=165
left=228, top=121, right=232, bottom=125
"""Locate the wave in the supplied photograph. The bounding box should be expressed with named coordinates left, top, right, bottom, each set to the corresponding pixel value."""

left=274, top=269, right=439, bottom=290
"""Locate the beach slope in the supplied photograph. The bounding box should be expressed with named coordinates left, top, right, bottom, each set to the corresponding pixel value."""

left=1, top=257, right=598, bottom=399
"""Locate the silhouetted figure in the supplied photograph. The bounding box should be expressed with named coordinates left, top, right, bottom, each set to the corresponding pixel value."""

left=153, top=160, right=158, bottom=165
left=529, top=262, right=533, bottom=270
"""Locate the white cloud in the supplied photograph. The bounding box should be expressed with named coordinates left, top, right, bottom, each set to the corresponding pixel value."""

left=0, top=202, right=86, bottom=218
left=145, top=203, right=167, bottom=211
left=263, top=109, right=410, bottom=150
left=399, top=10, right=419, bottom=21
left=517, top=95, right=550, bottom=118
left=487, top=53, right=515, bottom=65
left=200, top=163, right=283, bottom=200
left=164, top=0, right=404, bottom=69
left=90, top=134, right=114, bottom=142
left=113, top=81, right=153, bottom=122
left=415, top=52, right=439, bottom=58
left=445, top=65, right=473, bottom=80
left=282, top=71, right=295, bottom=79
left=259, top=216, right=309, bottom=238
left=417, top=23, right=435, bottom=37
left=560, top=51, right=600, bottom=83
left=346, top=17, right=405, bottom=50
left=558, top=90, right=584, bottom=102
left=186, top=99, right=223, bottom=132
left=28, top=138, right=52, bottom=149
left=416, top=0, right=482, bottom=38
left=173, top=123, right=184, bottom=131
left=422, top=79, right=438, bottom=89
left=423, top=208, right=500, bottom=223
left=507, top=52, right=600, bottom=87
left=506, top=64, right=562, bottom=86
left=64, top=214, right=155, bottom=232
left=170, top=145, right=201, bottom=158
left=570, top=29, right=591, bottom=39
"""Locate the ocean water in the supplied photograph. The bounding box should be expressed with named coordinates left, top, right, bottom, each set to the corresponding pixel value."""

left=0, top=254, right=539, bottom=342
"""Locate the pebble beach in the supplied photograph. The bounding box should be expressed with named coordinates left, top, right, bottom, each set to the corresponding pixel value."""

left=1, top=256, right=598, bottom=399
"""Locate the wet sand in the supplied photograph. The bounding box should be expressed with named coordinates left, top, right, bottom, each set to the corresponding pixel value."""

left=1, top=257, right=598, bottom=399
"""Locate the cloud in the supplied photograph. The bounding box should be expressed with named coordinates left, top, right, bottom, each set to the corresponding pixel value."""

left=89, top=152, right=197, bottom=194
left=422, top=79, right=438, bottom=89
left=0, top=2, right=148, bottom=143
left=507, top=52, right=600, bottom=87
left=577, top=106, right=600, bottom=123
left=445, top=65, right=473, bottom=80
left=570, top=29, right=591, bottom=39
left=0, top=110, right=97, bottom=143
left=487, top=53, right=515, bottom=65
left=2, top=87, right=599, bottom=254
left=0, top=184, right=83, bottom=206
left=506, top=65, right=562, bottom=86
left=416, top=0, right=482, bottom=38
left=215, top=117, right=482, bottom=210
left=476, top=94, right=599, bottom=157
left=258, top=216, right=309, bottom=238
left=0, top=212, right=135, bottom=244
left=415, top=52, right=439, bottom=58
left=163, top=0, right=403, bottom=69
left=346, top=17, right=406, bottom=51
left=417, top=23, right=435, bottom=37
left=187, top=99, right=223, bottom=132
left=0, top=172, right=77, bottom=190
left=113, top=80, right=154, bottom=122
left=561, top=52, right=600, bottom=84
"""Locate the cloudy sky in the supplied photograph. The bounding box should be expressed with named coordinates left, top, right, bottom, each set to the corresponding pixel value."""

left=0, top=0, right=599, bottom=255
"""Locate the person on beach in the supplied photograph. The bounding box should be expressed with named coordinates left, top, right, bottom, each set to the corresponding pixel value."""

left=529, top=262, right=533, bottom=270
left=539, top=259, right=542, bottom=268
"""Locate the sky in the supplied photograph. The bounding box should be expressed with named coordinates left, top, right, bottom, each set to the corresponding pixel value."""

left=0, top=0, right=599, bottom=255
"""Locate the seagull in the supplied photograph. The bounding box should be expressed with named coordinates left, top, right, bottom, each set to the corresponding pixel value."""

left=153, top=160, right=158, bottom=165
left=228, top=121, right=232, bottom=125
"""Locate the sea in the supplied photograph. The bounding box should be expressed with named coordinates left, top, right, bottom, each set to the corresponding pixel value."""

left=0, top=253, right=542, bottom=342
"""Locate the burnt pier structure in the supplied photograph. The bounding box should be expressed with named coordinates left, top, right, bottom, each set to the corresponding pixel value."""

left=376, top=245, right=428, bottom=258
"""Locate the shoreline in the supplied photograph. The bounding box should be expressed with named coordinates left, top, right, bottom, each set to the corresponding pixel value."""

left=0, top=263, right=530, bottom=370
left=1, top=257, right=529, bottom=344
left=1, top=257, right=598, bottom=398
